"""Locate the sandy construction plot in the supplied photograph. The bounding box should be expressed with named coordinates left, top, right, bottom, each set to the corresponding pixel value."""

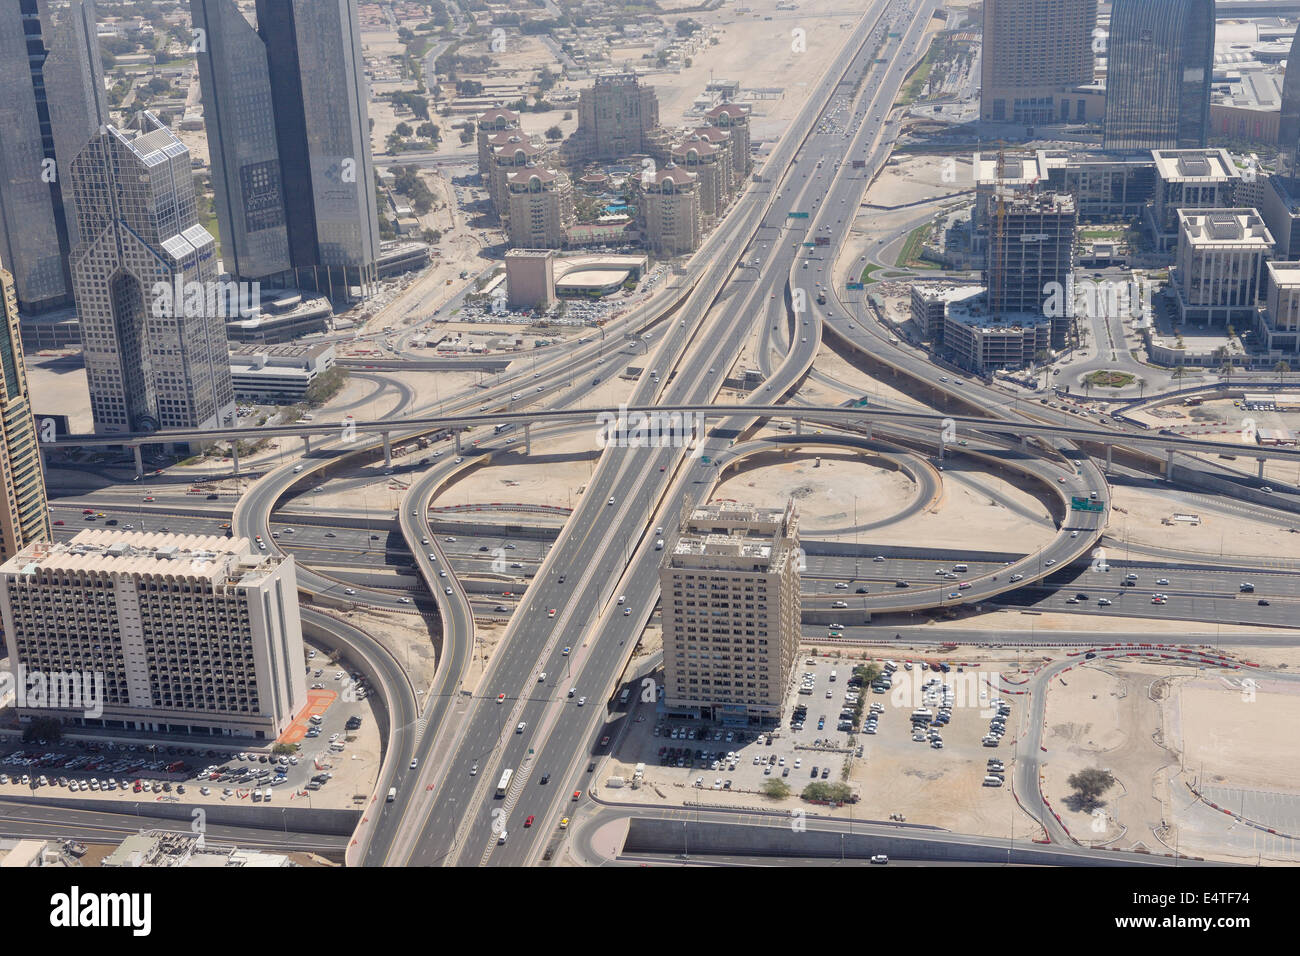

left=1107, top=485, right=1300, bottom=563
left=714, top=453, right=916, bottom=529
left=1174, top=676, right=1300, bottom=793
left=1042, top=661, right=1179, bottom=848
left=431, top=428, right=599, bottom=512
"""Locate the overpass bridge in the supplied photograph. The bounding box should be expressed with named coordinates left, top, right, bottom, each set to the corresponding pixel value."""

left=47, top=403, right=1300, bottom=479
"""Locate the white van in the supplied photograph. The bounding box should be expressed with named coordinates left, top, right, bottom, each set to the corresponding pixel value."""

left=387, top=787, right=397, bottom=802
left=497, top=830, right=508, bottom=845
left=617, top=595, right=626, bottom=605
left=655, top=539, right=664, bottom=550
left=829, top=670, right=837, bottom=682
left=293, top=464, right=304, bottom=473
left=983, top=775, right=1004, bottom=787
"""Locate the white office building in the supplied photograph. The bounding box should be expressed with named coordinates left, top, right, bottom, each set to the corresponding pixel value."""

left=0, top=531, right=306, bottom=739
left=660, top=502, right=801, bottom=726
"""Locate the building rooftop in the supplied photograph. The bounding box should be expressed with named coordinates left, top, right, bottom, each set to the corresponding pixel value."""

left=1179, top=208, right=1273, bottom=246
left=1152, top=148, right=1240, bottom=182
left=1, top=531, right=284, bottom=586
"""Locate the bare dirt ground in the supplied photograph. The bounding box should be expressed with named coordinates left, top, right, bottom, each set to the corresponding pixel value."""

left=1040, top=662, right=1176, bottom=848
left=431, top=428, right=600, bottom=512
left=1107, top=486, right=1300, bottom=562
left=713, top=454, right=917, bottom=529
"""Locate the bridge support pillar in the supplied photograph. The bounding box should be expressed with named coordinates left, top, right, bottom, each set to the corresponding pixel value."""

left=1104, top=445, right=1112, bottom=472
left=382, top=432, right=392, bottom=468
left=1165, top=448, right=1174, bottom=480
left=524, top=422, right=531, bottom=455
left=864, top=423, right=872, bottom=441
left=794, top=418, right=802, bottom=436
left=455, top=431, right=462, bottom=454
left=937, top=439, right=945, bottom=461
left=1258, top=458, right=1267, bottom=478
left=133, top=445, right=144, bottom=479
left=231, top=444, right=240, bottom=475
left=303, top=434, right=311, bottom=455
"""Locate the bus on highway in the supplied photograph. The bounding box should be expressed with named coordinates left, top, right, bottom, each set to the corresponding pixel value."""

left=496, top=768, right=513, bottom=797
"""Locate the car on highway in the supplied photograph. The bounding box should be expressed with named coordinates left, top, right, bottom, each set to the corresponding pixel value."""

left=547, top=608, right=556, bottom=618
left=344, top=588, right=356, bottom=595
left=577, top=697, right=586, bottom=706
left=572, top=790, right=581, bottom=801
left=524, top=815, right=535, bottom=828
left=410, top=759, right=418, bottom=770
left=608, top=497, right=615, bottom=505
left=444, top=587, right=453, bottom=595
left=400, top=597, right=413, bottom=604
left=516, top=722, right=526, bottom=734
left=497, top=694, right=506, bottom=704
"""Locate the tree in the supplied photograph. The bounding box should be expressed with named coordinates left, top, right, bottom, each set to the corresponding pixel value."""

left=1276, top=360, right=1291, bottom=384
left=417, top=122, right=439, bottom=141
left=394, top=122, right=413, bottom=138
left=1066, top=767, right=1115, bottom=813
left=386, top=132, right=406, bottom=154
left=761, top=779, right=791, bottom=799
left=545, top=124, right=563, bottom=141
left=22, top=718, right=62, bottom=744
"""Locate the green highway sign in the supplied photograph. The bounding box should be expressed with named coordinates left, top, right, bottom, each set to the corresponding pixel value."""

left=846, top=281, right=864, bottom=290
left=787, top=211, right=810, bottom=219
left=1070, top=496, right=1105, bottom=512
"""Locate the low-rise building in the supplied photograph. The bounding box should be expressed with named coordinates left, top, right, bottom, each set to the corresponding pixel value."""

left=1148, top=149, right=1242, bottom=251
left=228, top=342, right=335, bottom=402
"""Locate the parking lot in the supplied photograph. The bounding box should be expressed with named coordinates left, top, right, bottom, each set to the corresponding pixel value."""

left=0, top=649, right=382, bottom=809
left=602, top=653, right=1029, bottom=835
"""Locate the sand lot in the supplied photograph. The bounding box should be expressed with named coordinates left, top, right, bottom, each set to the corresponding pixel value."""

left=714, top=454, right=918, bottom=530
left=1107, top=486, right=1300, bottom=563
left=1175, top=676, right=1300, bottom=793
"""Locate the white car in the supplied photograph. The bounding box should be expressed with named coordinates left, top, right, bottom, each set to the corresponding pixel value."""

left=345, top=588, right=357, bottom=595
left=444, top=587, right=453, bottom=595
left=516, top=722, right=527, bottom=734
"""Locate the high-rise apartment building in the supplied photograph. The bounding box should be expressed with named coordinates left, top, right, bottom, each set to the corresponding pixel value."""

left=980, top=0, right=1097, bottom=124
left=565, top=73, right=661, bottom=163
left=660, top=502, right=801, bottom=726
left=1280, top=29, right=1300, bottom=176
left=506, top=168, right=575, bottom=249
left=0, top=531, right=306, bottom=739
left=0, top=265, right=50, bottom=563
left=704, top=104, right=751, bottom=188
left=984, top=192, right=1077, bottom=346
left=0, top=0, right=107, bottom=313
left=191, top=0, right=380, bottom=297
left=68, top=113, right=237, bottom=437
left=1103, top=0, right=1214, bottom=152
left=641, top=165, right=702, bottom=257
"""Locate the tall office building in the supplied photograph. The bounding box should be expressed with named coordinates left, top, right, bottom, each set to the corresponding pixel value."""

left=660, top=502, right=801, bottom=726
left=985, top=192, right=1078, bottom=347
left=0, top=265, right=50, bottom=563
left=1103, top=0, right=1214, bottom=152
left=0, top=0, right=107, bottom=313
left=0, top=531, right=306, bottom=739
left=191, top=0, right=380, bottom=298
left=1279, top=28, right=1300, bottom=176
left=980, top=0, right=1097, bottom=124
left=68, top=113, right=237, bottom=437
left=506, top=168, right=575, bottom=249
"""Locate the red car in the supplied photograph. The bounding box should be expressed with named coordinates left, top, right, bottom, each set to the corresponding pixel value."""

left=524, top=815, right=535, bottom=828
left=497, top=694, right=506, bottom=704
left=600, top=736, right=610, bottom=747
left=82, top=509, right=94, bottom=514
left=53, top=520, right=64, bottom=526
left=572, top=790, right=581, bottom=801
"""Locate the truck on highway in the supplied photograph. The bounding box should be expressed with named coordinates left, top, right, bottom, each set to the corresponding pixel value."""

left=387, top=787, right=397, bottom=802
left=496, top=768, right=513, bottom=797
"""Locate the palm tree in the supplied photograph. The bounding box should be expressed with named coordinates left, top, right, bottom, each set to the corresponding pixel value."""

left=1137, top=378, right=1146, bottom=399
left=1276, top=360, right=1291, bottom=385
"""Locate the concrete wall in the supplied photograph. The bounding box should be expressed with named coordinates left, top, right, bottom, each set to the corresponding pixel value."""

left=622, top=817, right=1173, bottom=866
left=0, top=794, right=360, bottom=836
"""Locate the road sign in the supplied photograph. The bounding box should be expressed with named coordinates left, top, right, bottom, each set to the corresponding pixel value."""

left=846, top=281, right=865, bottom=290
left=787, top=211, right=810, bottom=219
left=1070, top=496, right=1105, bottom=512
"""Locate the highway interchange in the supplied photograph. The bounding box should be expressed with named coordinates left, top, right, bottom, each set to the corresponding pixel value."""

left=28, top=0, right=1300, bottom=868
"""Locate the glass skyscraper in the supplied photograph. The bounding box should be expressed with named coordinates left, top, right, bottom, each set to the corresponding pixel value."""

left=1103, top=0, right=1214, bottom=152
